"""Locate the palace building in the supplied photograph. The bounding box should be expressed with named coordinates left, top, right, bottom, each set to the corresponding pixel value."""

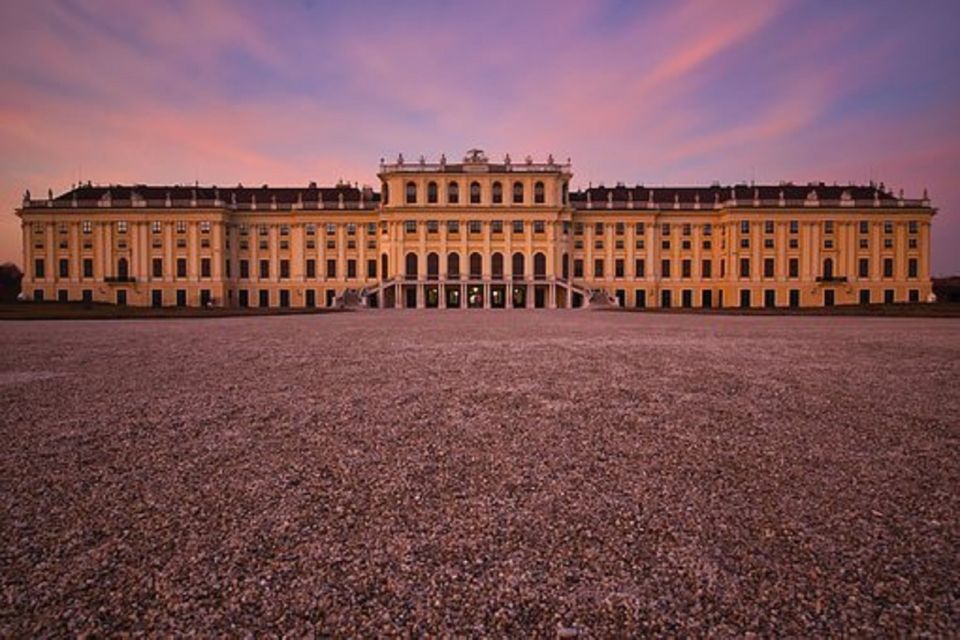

left=16, top=149, right=936, bottom=309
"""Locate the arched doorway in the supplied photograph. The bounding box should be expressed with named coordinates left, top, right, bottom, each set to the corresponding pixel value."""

left=492, top=252, right=504, bottom=279
left=512, top=252, right=525, bottom=280
left=533, top=252, right=546, bottom=280
left=405, top=252, right=418, bottom=279
left=447, top=253, right=460, bottom=278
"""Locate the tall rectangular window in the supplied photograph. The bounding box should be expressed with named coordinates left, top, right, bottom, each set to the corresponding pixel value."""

left=176, top=258, right=187, bottom=278
left=763, top=258, right=774, bottom=278
left=347, top=259, right=357, bottom=278
left=661, top=259, right=671, bottom=279
left=635, top=259, right=645, bottom=277
left=615, top=259, right=624, bottom=278
left=59, top=258, right=69, bottom=278
left=789, top=258, right=799, bottom=278
left=306, top=259, right=316, bottom=278
left=594, top=259, right=605, bottom=278
left=702, top=259, right=712, bottom=278
left=908, top=258, right=918, bottom=278
left=201, top=258, right=211, bottom=278
left=83, top=259, right=93, bottom=278
left=34, top=259, right=45, bottom=278
left=858, top=258, right=869, bottom=278
left=153, top=258, right=163, bottom=278
left=280, top=259, right=290, bottom=279
left=681, top=259, right=691, bottom=278
left=326, top=259, right=337, bottom=278
left=259, top=259, right=269, bottom=278
left=883, top=258, right=894, bottom=278
left=240, top=259, right=249, bottom=279
left=740, top=258, right=751, bottom=278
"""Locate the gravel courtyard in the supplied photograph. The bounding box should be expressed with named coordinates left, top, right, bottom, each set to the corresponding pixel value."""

left=1, top=311, right=958, bottom=636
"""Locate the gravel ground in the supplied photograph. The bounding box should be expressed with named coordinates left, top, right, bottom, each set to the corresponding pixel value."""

left=1, top=311, right=958, bottom=636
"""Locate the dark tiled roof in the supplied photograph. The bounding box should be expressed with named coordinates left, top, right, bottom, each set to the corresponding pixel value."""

left=569, top=183, right=899, bottom=208
left=46, top=184, right=380, bottom=209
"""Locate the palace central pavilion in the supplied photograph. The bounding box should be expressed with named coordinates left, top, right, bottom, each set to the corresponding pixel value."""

left=16, top=149, right=935, bottom=309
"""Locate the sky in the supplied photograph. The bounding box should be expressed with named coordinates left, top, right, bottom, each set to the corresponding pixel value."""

left=1, top=0, right=958, bottom=274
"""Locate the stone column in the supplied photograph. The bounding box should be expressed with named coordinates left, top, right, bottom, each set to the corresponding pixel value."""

left=70, top=222, right=80, bottom=282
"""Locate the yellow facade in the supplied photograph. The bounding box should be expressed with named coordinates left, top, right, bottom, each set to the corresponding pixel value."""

left=16, top=150, right=935, bottom=309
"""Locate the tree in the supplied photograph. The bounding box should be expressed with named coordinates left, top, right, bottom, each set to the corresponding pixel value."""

left=0, top=263, right=23, bottom=303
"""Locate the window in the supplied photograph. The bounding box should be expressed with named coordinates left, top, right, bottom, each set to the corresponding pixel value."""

left=682, top=223, right=692, bottom=236
left=492, top=181, right=503, bottom=204
left=681, top=259, right=691, bottom=278
left=789, top=238, right=799, bottom=249
left=908, top=220, right=918, bottom=234
left=764, top=220, right=774, bottom=234
left=470, top=253, right=482, bottom=278
left=635, top=259, right=645, bottom=277
left=469, top=220, right=482, bottom=234
left=859, top=220, right=869, bottom=234
left=201, top=221, right=212, bottom=233
left=852, top=258, right=867, bottom=279
left=789, top=220, right=799, bottom=234
left=636, top=239, right=645, bottom=250
left=763, top=258, right=774, bottom=278
left=662, top=240, right=671, bottom=250
left=740, top=238, right=749, bottom=249
left=151, top=221, right=162, bottom=234
left=177, top=258, right=187, bottom=278
left=305, top=223, right=316, bottom=236
left=534, top=181, right=545, bottom=204
left=824, top=239, right=833, bottom=249
left=740, top=220, right=750, bottom=234
left=740, top=258, right=750, bottom=278
left=117, top=221, right=128, bottom=234
left=789, top=258, right=799, bottom=278
left=280, top=259, right=289, bottom=279
left=702, top=260, right=712, bottom=278
left=59, top=259, right=69, bottom=278
left=259, top=259, right=269, bottom=279
left=427, top=181, right=438, bottom=204
left=326, top=259, right=337, bottom=278
left=427, top=220, right=439, bottom=234
left=513, top=181, right=524, bottom=204
left=533, top=220, right=545, bottom=234
left=367, top=259, right=377, bottom=278
left=82, top=220, right=92, bottom=234
left=449, top=253, right=462, bottom=278
left=884, top=220, right=893, bottom=234
left=574, top=223, right=584, bottom=235
left=83, top=258, right=93, bottom=278
left=635, top=222, right=646, bottom=235
left=405, top=181, right=417, bottom=204
left=908, top=258, right=918, bottom=278
left=574, top=259, right=584, bottom=278
left=447, top=220, right=459, bottom=234
left=764, top=238, right=774, bottom=249
left=326, top=223, right=336, bottom=235
left=448, top=182, right=459, bottom=204
left=201, top=258, right=211, bottom=278
left=615, top=259, right=624, bottom=278
left=152, top=258, right=163, bottom=278
left=883, top=258, right=893, bottom=278
left=884, top=238, right=894, bottom=249
left=240, top=260, right=250, bottom=279
left=661, top=223, right=670, bottom=236
left=595, top=222, right=604, bottom=236
left=512, top=220, right=524, bottom=234
left=347, top=259, right=357, bottom=278
left=661, top=259, right=671, bottom=278
left=346, top=223, right=356, bottom=236
left=404, top=220, right=417, bottom=233
left=470, top=181, right=481, bottom=204
left=306, top=259, right=316, bottom=278
left=491, top=220, right=503, bottom=234
left=824, top=220, right=834, bottom=235
left=176, top=220, right=187, bottom=234
left=594, top=259, right=604, bottom=278
left=909, top=238, right=917, bottom=249
left=860, top=239, right=869, bottom=249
